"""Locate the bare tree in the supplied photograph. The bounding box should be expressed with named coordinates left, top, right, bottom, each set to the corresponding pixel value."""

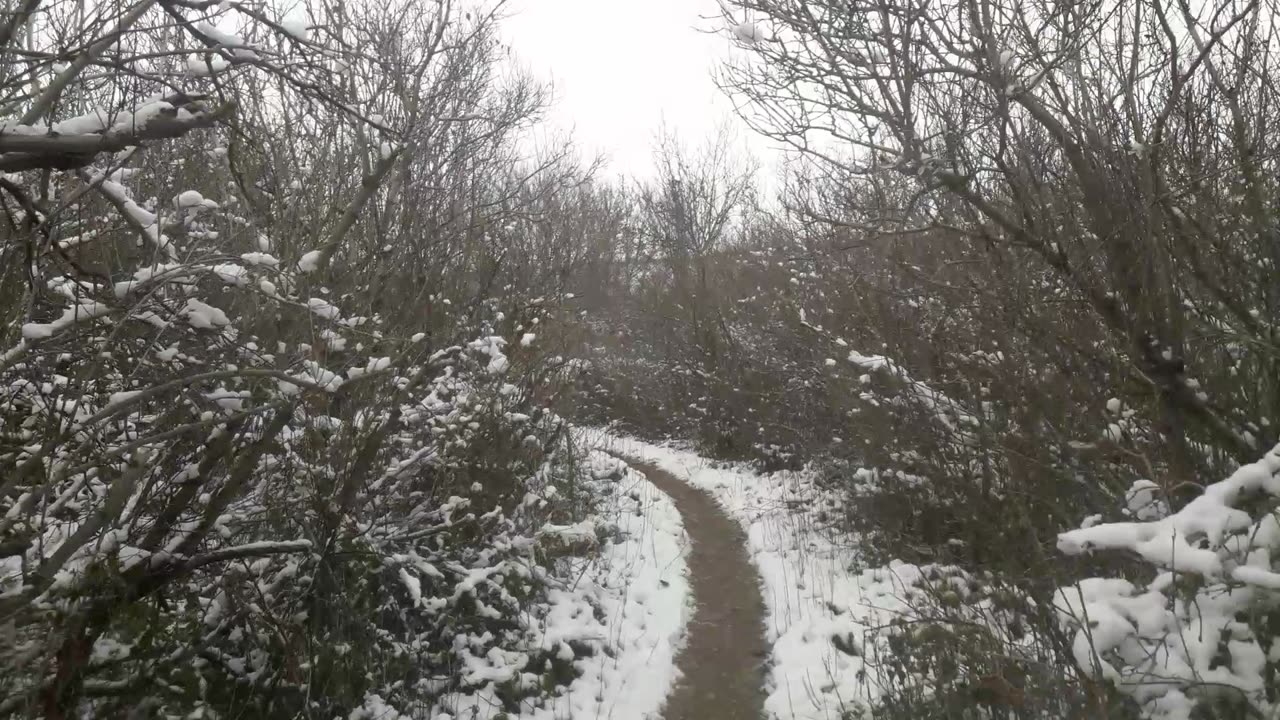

left=719, top=0, right=1280, bottom=474
left=640, top=128, right=755, bottom=378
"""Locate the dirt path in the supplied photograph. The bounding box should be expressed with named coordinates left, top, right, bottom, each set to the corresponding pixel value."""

left=625, top=459, right=769, bottom=720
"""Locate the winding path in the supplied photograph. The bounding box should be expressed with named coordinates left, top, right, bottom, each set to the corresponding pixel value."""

left=624, top=459, right=769, bottom=720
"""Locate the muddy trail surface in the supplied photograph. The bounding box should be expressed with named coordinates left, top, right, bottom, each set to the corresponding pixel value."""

left=625, top=459, right=769, bottom=720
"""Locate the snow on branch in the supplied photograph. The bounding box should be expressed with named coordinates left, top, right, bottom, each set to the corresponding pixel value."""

left=80, top=168, right=172, bottom=254
left=1054, top=443, right=1280, bottom=718
left=797, top=311, right=977, bottom=438
left=183, top=540, right=313, bottom=572
left=0, top=94, right=233, bottom=172
left=1058, top=444, right=1280, bottom=576
left=21, top=300, right=111, bottom=340
left=845, top=349, right=977, bottom=436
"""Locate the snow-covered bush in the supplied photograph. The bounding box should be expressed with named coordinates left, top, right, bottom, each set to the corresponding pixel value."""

left=852, top=561, right=1117, bottom=719
left=1055, top=444, right=1280, bottom=719
left=0, top=280, right=597, bottom=716
left=0, top=2, right=611, bottom=716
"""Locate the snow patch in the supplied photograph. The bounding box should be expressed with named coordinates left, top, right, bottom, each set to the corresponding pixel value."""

left=436, top=450, right=690, bottom=718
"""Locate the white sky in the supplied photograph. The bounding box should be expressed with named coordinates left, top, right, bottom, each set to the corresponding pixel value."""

left=502, top=0, right=774, bottom=177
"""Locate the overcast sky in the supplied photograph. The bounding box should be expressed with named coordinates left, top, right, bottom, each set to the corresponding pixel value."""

left=502, top=0, right=772, bottom=177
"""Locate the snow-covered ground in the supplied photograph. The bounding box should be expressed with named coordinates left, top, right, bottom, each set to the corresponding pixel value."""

left=590, top=430, right=918, bottom=720
left=438, top=449, right=691, bottom=719
left=541, top=450, right=691, bottom=719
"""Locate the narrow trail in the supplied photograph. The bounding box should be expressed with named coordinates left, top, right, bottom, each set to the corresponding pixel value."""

left=624, top=459, right=769, bottom=720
